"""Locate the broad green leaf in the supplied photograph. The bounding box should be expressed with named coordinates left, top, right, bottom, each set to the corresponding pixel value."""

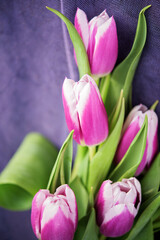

left=0, top=133, right=58, bottom=210
left=152, top=207, right=160, bottom=222
left=88, top=98, right=125, bottom=194
left=127, top=192, right=160, bottom=240
left=109, top=116, right=148, bottom=181
left=74, top=209, right=98, bottom=240
left=70, top=177, right=88, bottom=220
left=105, top=5, right=151, bottom=115
left=74, top=214, right=89, bottom=240
left=140, top=192, right=160, bottom=213
left=46, top=7, right=91, bottom=78
left=152, top=207, right=160, bottom=231
left=47, top=131, right=73, bottom=192
left=153, top=222, right=160, bottom=232
left=133, top=220, right=153, bottom=240
left=141, top=153, right=160, bottom=200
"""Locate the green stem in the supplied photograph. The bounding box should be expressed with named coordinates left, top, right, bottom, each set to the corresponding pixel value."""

left=71, top=144, right=88, bottom=180
left=89, top=146, right=96, bottom=161
left=100, top=74, right=111, bottom=104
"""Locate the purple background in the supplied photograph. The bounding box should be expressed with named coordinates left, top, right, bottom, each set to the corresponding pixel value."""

left=0, top=0, right=160, bottom=239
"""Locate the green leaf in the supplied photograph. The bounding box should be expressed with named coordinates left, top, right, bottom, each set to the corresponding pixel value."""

left=108, top=89, right=124, bottom=133
left=133, top=220, right=153, bottom=240
left=47, top=131, right=73, bottom=192
left=105, top=5, right=151, bottom=115
left=127, top=192, right=160, bottom=240
left=100, top=74, right=111, bottom=104
left=88, top=98, right=125, bottom=194
left=0, top=133, right=58, bottom=210
left=150, top=100, right=159, bottom=110
left=71, top=145, right=88, bottom=185
left=141, top=153, right=160, bottom=200
left=70, top=177, right=88, bottom=220
left=74, top=209, right=98, bottom=240
left=46, top=7, right=91, bottom=78
left=60, top=135, right=73, bottom=185
left=152, top=207, right=160, bottom=231
left=152, top=207, right=160, bottom=222
left=109, top=116, right=148, bottom=181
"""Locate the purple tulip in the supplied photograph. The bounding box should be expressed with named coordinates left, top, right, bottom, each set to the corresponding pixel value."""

left=74, top=8, right=118, bottom=77
left=95, top=177, right=141, bottom=237
left=62, top=74, right=108, bottom=146
left=31, top=185, right=78, bottom=240
left=115, top=104, right=158, bottom=176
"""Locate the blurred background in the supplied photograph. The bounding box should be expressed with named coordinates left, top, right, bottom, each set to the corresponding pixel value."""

left=0, top=0, right=160, bottom=239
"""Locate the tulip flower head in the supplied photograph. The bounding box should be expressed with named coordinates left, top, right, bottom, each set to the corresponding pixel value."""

left=74, top=8, right=118, bottom=77
left=31, top=185, right=78, bottom=240
left=95, top=177, right=141, bottom=237
left=115, top=104, right=158, bottom=176
left=62, top=74, right=109, bottom=146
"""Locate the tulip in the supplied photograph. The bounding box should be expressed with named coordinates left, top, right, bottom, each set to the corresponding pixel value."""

left=74, top=8, right=118, bottom=77
left=95, top=177, right=141, bottom=237
left=115, top=104, right=158, bottom=176
left=62, top=74, right=108, bottom=146
left=31, top=185, right=78, bottom=240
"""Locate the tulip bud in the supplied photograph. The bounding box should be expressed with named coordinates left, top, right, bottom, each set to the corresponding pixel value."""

left=74, top=8, right=118, bottom=77
left=95, top=177, right=141, bottom=237
left=115, top=104, right=158, bottom=176
left=31, top=185, right=78, bottom=240
left=62, top=74, right=109, bottom=146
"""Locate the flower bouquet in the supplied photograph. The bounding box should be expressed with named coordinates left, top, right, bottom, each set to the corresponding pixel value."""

left=0, top=4, right=160, bottom=240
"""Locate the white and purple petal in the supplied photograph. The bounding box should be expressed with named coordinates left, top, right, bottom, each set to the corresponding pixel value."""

left=115, top=117, right=141, bottom=164
left=62, top=78, right=82, bottom=144
left=41, top=206, right=75, bottom=240
left=77, top=75, right=108, bottom=145
left=91, top=16, right=118, bottom=76
left=100, top=204, right=134, bottom=237
left=96, top=178, right=141, bottom=237
left=54, top=184, right=78, bottom=230
left=74, top=8, right=89, bottom=50
left=31, top=189, right=50, bottom=239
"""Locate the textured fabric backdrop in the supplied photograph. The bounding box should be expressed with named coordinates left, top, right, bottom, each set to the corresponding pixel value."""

left=0, top=0, right=160, bottom=239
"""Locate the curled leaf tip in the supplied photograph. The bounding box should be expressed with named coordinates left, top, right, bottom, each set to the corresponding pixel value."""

left=140, top=5, right=151, bottom=14
left=150, top=100, right=159, bottom=110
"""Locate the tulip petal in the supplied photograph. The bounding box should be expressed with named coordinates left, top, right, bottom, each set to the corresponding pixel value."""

left=145, top=110, right=158, bottom=165
left=135, top=110, right=158, bottom=175
left=74, top=8, right=89, bottom=51
left=95, top=180, right=113, bottom=226
left=54, top=184, right=78, bottom=230
left=62, top=78, right=82, bottom=144
left=115, top=117, right=141, bottom=163
left=100, top=204, right=134, bottom=237
left=41, top=207, right=75, bottom=240
left=91, top=16, right=118, bottom=76
left=88, top=10, right=109, bottom=64
left=77, top=75, right=108, bottom=145
left=31, top=190, right=50, bottom=239
left=122, top=104, right=147, bottom=135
